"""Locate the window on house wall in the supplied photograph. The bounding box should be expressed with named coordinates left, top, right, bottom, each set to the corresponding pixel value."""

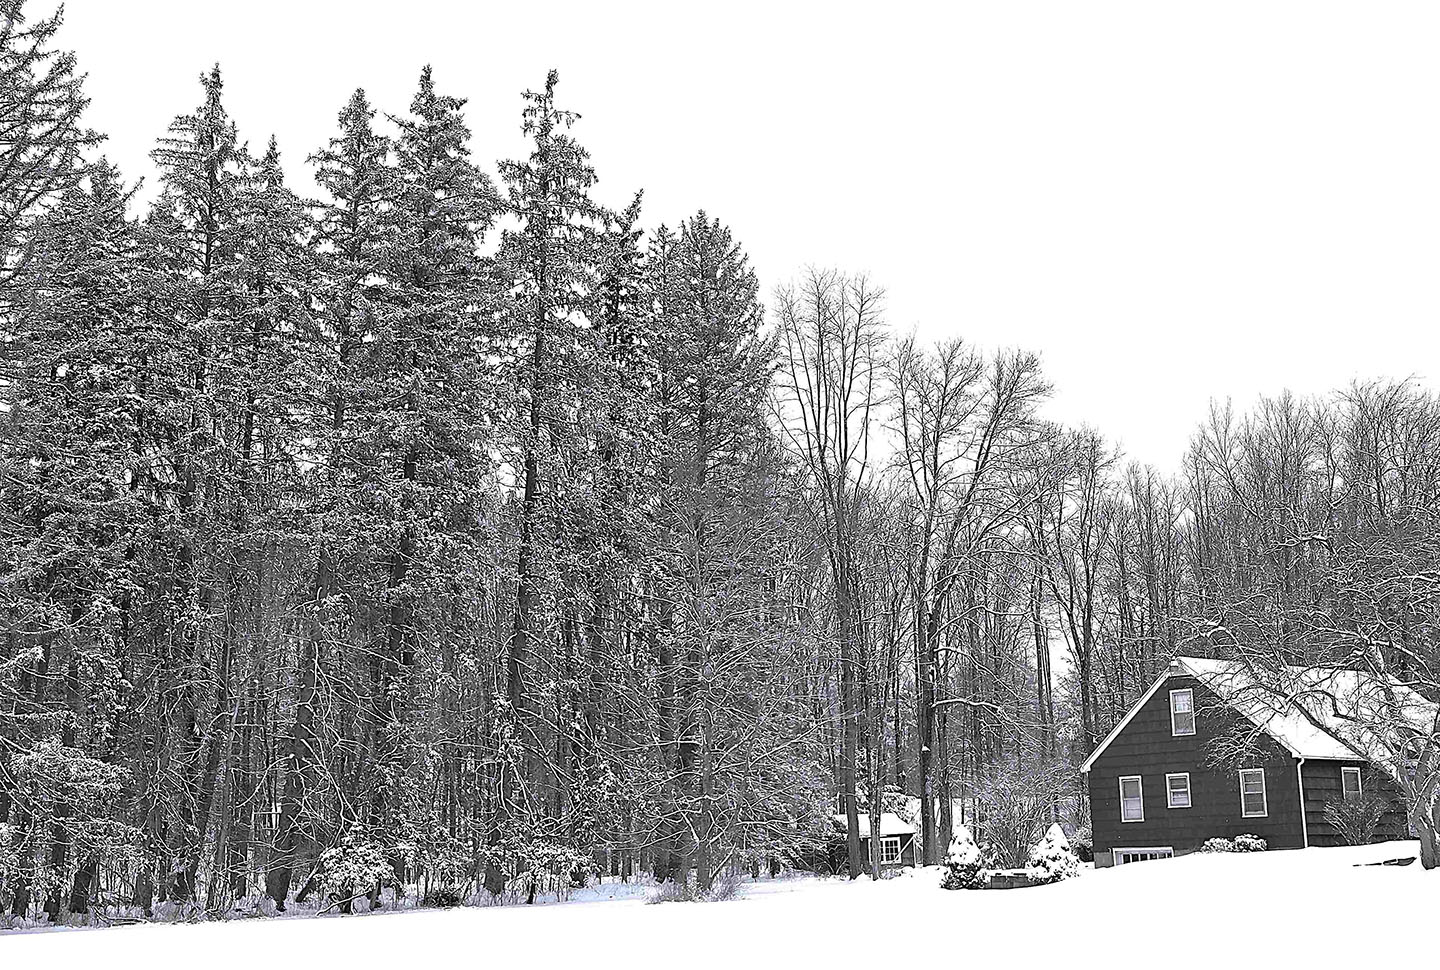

left=1170, top=688, right=1195, bottom=736
left=1120, top=775, right=1144, bottom=822
left=1240, top=768, right=1268, bottom=817
left=1115, top=847, right=1174, bottom=865
left=1166, top=772, right=1191, bottom=808
left=1342, top=767, right=1362, bottom=802
left=876, top=837, right=901, bottom=865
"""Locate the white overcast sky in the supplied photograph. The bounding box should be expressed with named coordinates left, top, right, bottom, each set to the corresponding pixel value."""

left=55, top=1, right=1440, bottom=471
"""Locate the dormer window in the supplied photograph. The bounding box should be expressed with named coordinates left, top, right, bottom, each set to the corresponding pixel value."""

left=1170, top=688, right=1195, bottom=736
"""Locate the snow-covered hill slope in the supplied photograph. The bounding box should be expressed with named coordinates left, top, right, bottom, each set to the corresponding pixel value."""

left=4, top=842, right=1433, bottom=966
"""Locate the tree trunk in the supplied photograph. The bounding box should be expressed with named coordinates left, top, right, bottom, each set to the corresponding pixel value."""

left=1415, top=800, right=1439, bottom=870
left=836, top=568, right=862, bottom=879
left=265, top=556, right=322, bottom=910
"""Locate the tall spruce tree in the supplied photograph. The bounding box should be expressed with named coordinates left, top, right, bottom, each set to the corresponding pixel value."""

left=0, top=160, right=148, bottom=919
left=488, top=69, right=606, bottom=893
left=208, top=134, right=314, bottom=909
left=651, top=212, right=771, bottom=890
left=0, top=1, right=100, bottom=303
left=364, top=65, right=497, bottom=895
left=265, top=87, right=394, bottom=909
left=145, top=64, right=251, bottom=904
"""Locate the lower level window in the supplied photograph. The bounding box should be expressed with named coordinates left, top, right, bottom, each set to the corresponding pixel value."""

left=877, top=837, right=901, bottom=864
left=1342, top=767, right=1362, bottom=802
left=1116, top=847, right=1174, bottom=865
left=1240, top=768, right=1268, bottom=817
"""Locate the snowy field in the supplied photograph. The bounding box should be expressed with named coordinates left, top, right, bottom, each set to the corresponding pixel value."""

left=4, top=842, right=1434, bottom=966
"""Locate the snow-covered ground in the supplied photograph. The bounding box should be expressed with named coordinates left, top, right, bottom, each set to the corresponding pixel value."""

left=5, top=842, right=1434, bottom=965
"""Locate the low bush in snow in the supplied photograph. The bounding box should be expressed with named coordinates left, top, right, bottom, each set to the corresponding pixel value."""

left=317, top=833, right=392, bottom=912
left=1026, top=823, right=1080, bottom=884
left=1233, top=834, right=1267, bottom=852
left=1322, top=793, right=1387, bottom=846
left=940, top=825, right=985, bottom=890
left=1070, top=825, right=1093, bottom=863
left=644, top=872, right=743, bottom=904
left=703, top=872, right=743, bottom=901
left=149, top=900, right=207, bottom=923
left=1201, top=835, right=1267, bottom=854
left=424, top=886, right=464, bottom=908
left=480, top=839, right=595, bottom=904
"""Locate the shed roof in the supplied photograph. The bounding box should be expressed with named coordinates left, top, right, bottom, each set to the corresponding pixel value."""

left=833, top=812, right=914, bottom=838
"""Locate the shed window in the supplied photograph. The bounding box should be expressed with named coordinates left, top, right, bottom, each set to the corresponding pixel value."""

left=1240, top=768, right=1268, bottom=818
left=1170, top=688, right=1196, bottom=736
left=1166, top=772, right=1191, bottom=809
left=876, top=837, right=901, bottom=865
left=1342, top=767, right=1362, bottom=802
left=1120, top=775, right=1144, bottom=822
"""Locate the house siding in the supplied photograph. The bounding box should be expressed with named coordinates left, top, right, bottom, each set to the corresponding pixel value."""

left=1088, top=674, right=1303, bottom=864
left=1300, top=760, right=1409, bottom=846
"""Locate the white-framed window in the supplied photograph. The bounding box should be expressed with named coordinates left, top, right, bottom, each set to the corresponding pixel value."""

left=1119, top=775, right=1144, bottom=822
left=876, top=837, right=901, bottom=865
left=1115, top=847, right=1174, bottom=865
left=1166, top=772, right=1192, bottom=809
left=1239, top=768, right=1268, bottom=818
left=1342, top=767, right=1363, bottom=802
left=1170, top=688, right=1196, bottom=736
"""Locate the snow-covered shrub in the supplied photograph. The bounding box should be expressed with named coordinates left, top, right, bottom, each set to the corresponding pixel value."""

left=1026, top=823, right=1080, bottom=884
left=1233, top=834, right=1267, bottom=852
left=507, top=840, right=595, bottom=903
left=940, top=825, right=985, bottom=890
left=1070, top=825, right=1094, bottom=863
left=419, top=837, right=472, bottom=904
left=318, top=833, right=392, bottom=911
left=1201, top=837, right=1237, bottom=853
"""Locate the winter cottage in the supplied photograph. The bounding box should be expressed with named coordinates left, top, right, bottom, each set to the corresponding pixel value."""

left=832, top=812, right=918, bottom=870
left=1081, top=657, right=1421, bottom=866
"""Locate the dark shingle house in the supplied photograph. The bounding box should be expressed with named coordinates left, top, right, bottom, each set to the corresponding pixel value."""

left=1081, top=657, right=1430, bottom=867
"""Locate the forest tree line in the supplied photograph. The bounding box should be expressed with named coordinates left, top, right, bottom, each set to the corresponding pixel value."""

left=2, top=2, right=1438, bottom=921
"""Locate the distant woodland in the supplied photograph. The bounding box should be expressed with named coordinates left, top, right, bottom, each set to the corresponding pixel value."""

left=3, top=2, right=1437, bottom=921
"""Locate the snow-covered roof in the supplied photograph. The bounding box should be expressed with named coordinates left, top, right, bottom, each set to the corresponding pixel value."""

left=1081, top=656, right=1439, bottom=771
left=833, top=812, right=914, bottom=838
left=1180, top=657, right=1438, bottom=761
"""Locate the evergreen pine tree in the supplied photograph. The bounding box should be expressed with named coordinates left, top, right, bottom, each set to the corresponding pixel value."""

left=364, top=65, right=497, bottom=894
left=0, top=1, right=101, bottom=302
left=145, top=64, right=251, bottom=904
left=266, top=87, right=394, bottom=910
left=489, top=69, right=606, bottom=894
left=0, top=160, right=149, bottom=919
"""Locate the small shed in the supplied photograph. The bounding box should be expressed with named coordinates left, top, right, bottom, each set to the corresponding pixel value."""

left=833, top=812, right=918, bottom=870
